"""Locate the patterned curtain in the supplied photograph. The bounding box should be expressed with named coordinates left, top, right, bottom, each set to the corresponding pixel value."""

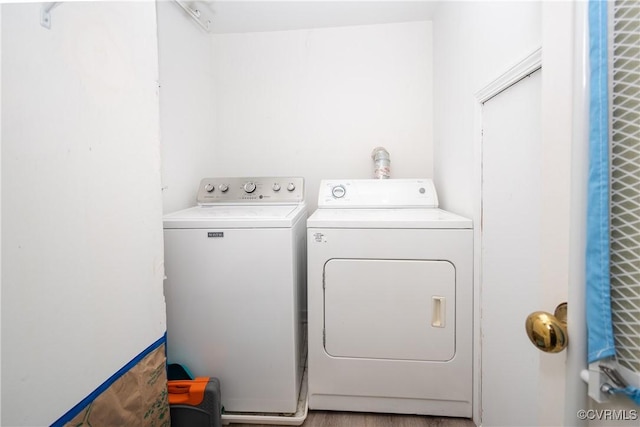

left=610, top=0, right=640, bottom=380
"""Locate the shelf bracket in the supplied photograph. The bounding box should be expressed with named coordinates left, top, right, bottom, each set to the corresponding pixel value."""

left=40, top=2, right=61, bottom=29
left=173, top=0, right=212, bottom=33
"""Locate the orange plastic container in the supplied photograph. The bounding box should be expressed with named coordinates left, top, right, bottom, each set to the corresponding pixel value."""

left=168, top=377, right=222, bottom=427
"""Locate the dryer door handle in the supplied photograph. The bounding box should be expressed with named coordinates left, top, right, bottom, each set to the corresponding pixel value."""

left=431, top=296, right=446, bottom=328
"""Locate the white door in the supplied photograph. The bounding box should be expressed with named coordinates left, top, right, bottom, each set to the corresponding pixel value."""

left=481, top=69, right=567, bottom=426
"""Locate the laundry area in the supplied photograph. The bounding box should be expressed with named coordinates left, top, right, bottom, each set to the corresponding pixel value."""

left=3, top=1, right=640, bottom=427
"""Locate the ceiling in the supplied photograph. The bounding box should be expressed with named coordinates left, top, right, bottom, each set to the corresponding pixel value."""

left=196, top=0, right=440, bottom=34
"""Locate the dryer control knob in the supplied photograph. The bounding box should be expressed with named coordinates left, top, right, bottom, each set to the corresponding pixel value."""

left=273, top=183, right=281, bottom=192
left=287, top=182, right=296, bottom=192
left=243, top=182, right=257, bottom=193
left=204, top=183, right=215, bottom=193
left=219, top=184, right=229, bottom=193
left=332, top=185, right=346, bottom=198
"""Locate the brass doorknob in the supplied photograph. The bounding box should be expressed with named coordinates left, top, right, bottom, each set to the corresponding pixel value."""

left=525, top=302, right=568, bottom=353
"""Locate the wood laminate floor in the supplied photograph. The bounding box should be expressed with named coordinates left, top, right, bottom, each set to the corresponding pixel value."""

left=230, top=410, right=476, bottom=427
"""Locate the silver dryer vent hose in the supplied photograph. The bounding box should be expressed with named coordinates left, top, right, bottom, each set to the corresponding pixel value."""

left=371, top=147, right=391, bottom=179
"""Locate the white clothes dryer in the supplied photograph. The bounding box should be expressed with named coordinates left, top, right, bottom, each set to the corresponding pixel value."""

left=307, top=179, right=473, bottom=417
left=163, top=177, right=307, bottom=414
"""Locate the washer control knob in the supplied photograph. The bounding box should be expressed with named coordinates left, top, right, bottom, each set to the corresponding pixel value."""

left=204, top=183, right=215, bottom=193
left=332, top=185, right=346, bottom=198
left=219, top=184, right=229, bottom=193
left=287, top=182, right=296, bottom=192
left=273, top=183, right=281, bottom=192
left=243, top=182, right=257, bottom=193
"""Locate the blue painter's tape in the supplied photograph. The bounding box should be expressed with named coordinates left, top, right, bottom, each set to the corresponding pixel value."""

left=50, top=333, right=167, bottom=427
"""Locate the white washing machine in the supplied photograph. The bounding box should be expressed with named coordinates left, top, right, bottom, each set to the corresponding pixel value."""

left=163, top=177, right=307, bottom=414
left=307, top=179, right=473, bottom=417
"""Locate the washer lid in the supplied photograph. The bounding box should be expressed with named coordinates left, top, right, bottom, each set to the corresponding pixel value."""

left=307, top=208, right=472, bottom=229
left=163, top=204, right=307, bottom=229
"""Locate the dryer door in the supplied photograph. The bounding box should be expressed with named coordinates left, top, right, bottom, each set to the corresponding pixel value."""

left=324, top=259, right=455, bottom=361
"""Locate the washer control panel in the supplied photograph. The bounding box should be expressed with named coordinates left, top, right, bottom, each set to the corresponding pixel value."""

left=318, top=179, right=438, bottom=208
left=197, top=177, right=304, bottom=204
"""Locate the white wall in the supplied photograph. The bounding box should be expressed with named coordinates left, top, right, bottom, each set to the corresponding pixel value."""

left=157, top=1, right=216, bottom=214
left=211, top=21, right=433, bottom=211
left=433, top=1, right=541, bottom=217
left=1, top=3, right=166, bottom=425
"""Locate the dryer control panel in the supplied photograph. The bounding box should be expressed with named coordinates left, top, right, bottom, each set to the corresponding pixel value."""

left=197, top=177, right=304, bottom=204
left=318, top=179, right=438, bottom=208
